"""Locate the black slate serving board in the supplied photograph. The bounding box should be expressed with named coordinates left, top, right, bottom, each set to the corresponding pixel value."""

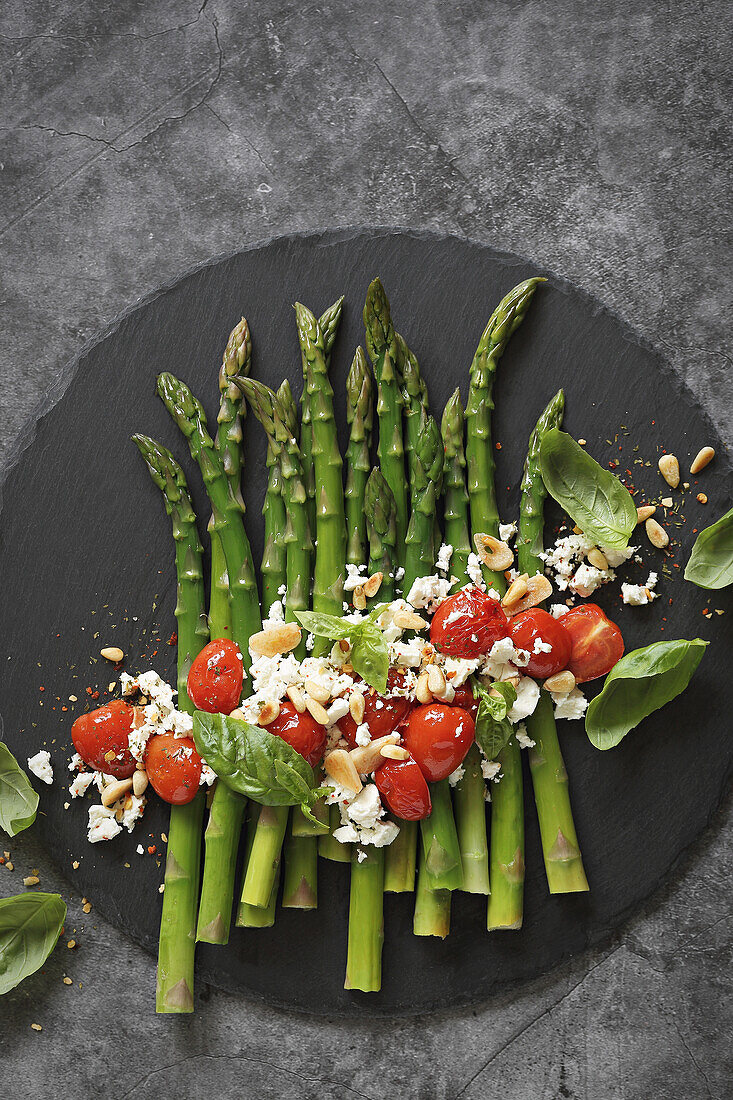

left=0, top=230, right=730, bottom=1017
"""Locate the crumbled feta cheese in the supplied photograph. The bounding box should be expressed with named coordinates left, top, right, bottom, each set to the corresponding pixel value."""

left=448, top=765, right=465, bottom=787
left=68, top=753, right=84, bottom=772
left=508, top=677, right=540, bottom=722
left=436, top=543, right=453, bottom=573
left=343, top=563, right=368, bottom=592
left=27, top=750, right=53, bottom=785
left=333, top=782, right=400, bottom=848
left=515, top=722, right=536, bottom=749
left=466, top=552, right=486, bottom=590
left=532, top=637, right=553, bottom=654
left=442, top=656, right=480, bottom=687
left=263, top=599, right=285, bottom=624
left=346, top=784, right=382, bottom=829
left=553, top=687, right=589, bottom=721
left=69, top=771, right=95, bottom=799
left=481, top=759, right=501, bottom=782
left=354, top=723, right=371, bottom=747
left=482, top=637, right=530, bottom=680
left=622, top=572, right=659, bottom=606
left=87, top=804, right=122, bottom=843
left=499, top=521, right=517, bottom=542
left=326, top=698, right=350, bottom=725
left=550, top=604, right=569, bottom=618
left=406, top=574, right=452, bottom=612
left=200, top=764, right=217, bottom=786
left=395, top=567, right=405, bottom=582
left=571, top=563, right=606, bottom=597
left=390, top=639, right=424, bottom=667
left=136, top=844, right=145, bottom=855
left=305, top=633, right=315, bottom=652
left=121, top=795, right=145, bottom=831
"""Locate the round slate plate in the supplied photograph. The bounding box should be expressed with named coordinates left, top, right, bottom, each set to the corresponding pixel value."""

left=1, top=230, right=731, bottom=1017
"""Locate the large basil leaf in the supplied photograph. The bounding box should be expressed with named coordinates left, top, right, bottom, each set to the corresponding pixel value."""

left=539, top=428, right=637, bottom=549
left=684, top=507, right=733, bottom=589
left=0, top=892, right=66, bottom=995
left=585, top=638, right=708, bottom=750
left=472, top=680, right=517, bottom=759
left=193, top=712, right=326, bottom=813
left=0, top=743, right=39, bottom=837
left=294, top=610, right=356, bottom=640
left=294, top=608, right=389, bottom=692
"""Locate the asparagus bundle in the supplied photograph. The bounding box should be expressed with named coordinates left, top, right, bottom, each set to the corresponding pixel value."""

left=133, top=435, right=208, bottom=1013
left=519, top=390, right=588, bottom=894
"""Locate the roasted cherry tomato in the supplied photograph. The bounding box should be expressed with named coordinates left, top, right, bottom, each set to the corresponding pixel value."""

left=337, top=669, right=415, bottom=748
left=561, top=603, right=624, bottom=683
left=450, top=684, right=479, bottom=720
left=267, top=701, right=327, bottom=767
left=429, top=586, right=509, bottom=658
left=144, top=732, right=202, bottom=805
left=375, top=755, right=432, bottom=820
left=187, top=638, right=244, bottom=714
left=71, top=699, right=137, bottom=779
left=508, top=608, right=572, bottom=678
left=402, top=703, right=475, bottom=782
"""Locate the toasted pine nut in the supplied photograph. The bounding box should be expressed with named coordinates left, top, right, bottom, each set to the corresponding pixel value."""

left=363, top=572, right=383, bottom=598
left=572, top=525, right=583, bottom=535
left=304, top=679, right=331, bottom=704
left=658, top=454, right=680, bottom=488
left=473, top=532, right=514, bottom=572
left=350, top=733, right=400, bottom=774
left=229, top=707, right=247, bottom=721
left=349, top=692, right=365, bottom=724
left=690, top=446, right=715, bottom=474
left=661, top=497, right=673, bottom=508
left=380, top=745, right=409, bottom=761
left=305, top=696, right=330, bottom=726
left=697, top=492, right=708, bottom=504
left=416, top=670, right=433, bottom=704
left=286, top=685, right=307, bottom=713
left=132, top=770, right=149, bottom=797
left=353, top=585, right=367, bottom=610
left=338, top=639, right=350, bottom=653
left=502, top=573, right=529, bottom=608
left=586, top=547, right=608, bottom=570
left=249, top=622, right=302, bottom=658
left=636, top=505, right=656, bottom=524
left=544, top=670, right=576, bottom=694
left=100, top=646, right=124, bottom=663
left=257, top=701, right=280, bottom=726
left=101, top=778, right=133, bottom=807
left=323, top=749, right=362, bottom=795
left=426, top=665, right=446, bottom=696
left=393, top=609, right=427, bottom=631
left=505, top=574, right=553, bottom=615
left=23, top=875, right=40, bottom=887
left=645, top=517, right=669, bottom=549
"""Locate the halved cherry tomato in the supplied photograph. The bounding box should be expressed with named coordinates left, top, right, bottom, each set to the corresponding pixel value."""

left=266, top=701, right=327, bottom=767
left=144, top=732, right=202, bottom=805
left=71, top=699, right=136, bottom=779
left=187, top=638, right=243, bottom=714
left=402, top=703, right=475, bottom=782
left=508, top=608, right=572, bottom=678
left=562, top=603, right=624, bottom=683
left=375, top=755, right=432, bottom=820
left=337, top=669, right=414, bottom=748
left=430, top=586, right=509, bottom=658
left=450, top=684, right=479, bottom=720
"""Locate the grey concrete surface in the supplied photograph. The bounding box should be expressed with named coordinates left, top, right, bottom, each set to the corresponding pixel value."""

left=1, top=1, right=731, bottom=1097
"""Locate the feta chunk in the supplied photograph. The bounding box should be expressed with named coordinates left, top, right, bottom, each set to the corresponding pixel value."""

left=27, top=750, right=53, bottom=785
left=69, top=771, right=95, bottom=799
left=87, top=804, right=122, bottom=843
left=499, top=521, right=517, bottom=542
left=508, top=677, right=540, bottom=722
left=515, top=722, right=536, bottom=749
left=447, top=765, right=465, bottom=787
left=466, top=552, right=486, bottom=590
left=532, top=638, right=553, bottom=654
left=406, top=574, right=452, bottom=612
left=552, top=687, right=589, bottom=721
left=436, top=543, right=453, bottom=573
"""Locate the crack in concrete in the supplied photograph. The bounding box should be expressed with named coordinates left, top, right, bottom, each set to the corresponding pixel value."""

left=671, top=1019, right=716, bottom=1098
left=0, top=0, right=210, bottom=45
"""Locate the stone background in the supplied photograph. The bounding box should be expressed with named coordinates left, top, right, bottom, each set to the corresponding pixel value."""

left=1, top=1, right=731, bottom=1096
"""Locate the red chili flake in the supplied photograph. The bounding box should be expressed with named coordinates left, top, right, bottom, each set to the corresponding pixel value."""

left=496, top=442, right=502, bottom=450
left=147, top=845, right=157, bottom=855
left=39, top=686, right=45, bottom=692
left=702, top=609, right=709, bottom=615
left=151, top=650, right=158, bottom=658
left=90, top=691, right=100, bottom=700
left=167, top=633, right=178, bottom=646
left=0, top=857, right=5, bottom=865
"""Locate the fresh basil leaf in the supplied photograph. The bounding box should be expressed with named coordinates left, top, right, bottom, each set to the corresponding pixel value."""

left=539, top=428, right=637, bottom=549
left=298, top=801, right=328, bottom=827
left=294, top=610, right=355, bottom=641
left=350, top=623, right=389, bottom=693
left=684, top=507, right=733, bottom=590
left=473, top=680, right=517, bottom=759
left=193, top=712, right=321, bottom=805
left=0, top=743, right=39, bottom=838
left=0, top=892, right=66, bottom=995
left=585, top=638, right=708, bottom=750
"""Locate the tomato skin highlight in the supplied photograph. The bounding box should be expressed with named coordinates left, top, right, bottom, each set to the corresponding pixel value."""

left=561, top=603, right=624, bottom=683
left=337, top=669, right=414, bottom=748
left=71, top=699, right=137, bottom=779
left=187, top=638, right=243, bottom=715
left=375, top=756, right=432, bottom=820
left=508, top=608, right=572, bottom=678
left=266, top=701, right=327, bottom=767
left=430, top=586, right=509, bottom=658
left=402, top=703, right=475, bottom=782
left=144, top=732, right=202, bottom=805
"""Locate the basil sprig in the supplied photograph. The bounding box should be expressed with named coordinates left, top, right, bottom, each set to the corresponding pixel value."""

left=684, top=506, right=733, bottom=590
left=0, top=892, right=67, bottom=995
left=193, top=712, right=329, bottom=825
left=539, top=428, right=636, bottom=549
left=295, top=607, right=389, bottom=692
left=0, top=743, right=39, bottom=838
left=585, top=638, right=708, bottom=750
left=472, top=679, right=517, bottom=759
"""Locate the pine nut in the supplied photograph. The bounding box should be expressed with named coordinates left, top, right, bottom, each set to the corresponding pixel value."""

left=100, top=647, right=124, bottom=663
left=474, top=532, right=514, bottom=572
left=363, top=572, right=383, bottom=598
left=416, top=670, right=433, bottom=704
left=661, top=497, right=673, bottom=508
left=338, top=639, right=350, bottom=653
left=587, top=547, right=608, bottom=570
left=323, top=749, right=362, bottom=795
left=690, top=446, right=715, bottom=474
left=697, top=493, right=708, bottom=504
left=502, top=574, right=529, bottom=608
left=658, top=454, right=680, bottom=488
left=305, top=696, right=330, bottom=726
left=353, top=585, right=367, bottom=610
left=350, top=733, right=400, bottom=774
left=132, top=770, right=149, bottom=797
left=257, top=701, right=280, bottom=726
left=505, top=574, right=553, bottom=615
left=249, top=623, right=302, bottom=658
left=229, top=707, right=247, bottom=721
left=349, top=692, right=365, bottom=724
left=544, top=670, right=576, bottom=694
left=393, top=609, right=427, bottom=631
left=286, top=685, right=307, bottom=713
left=426, top=665, right=446, bottom=696
left=645, top=517, right=669, bottom=549
left=23, top=875, right=40, bottom=887
left=101, top=778, right=133, bottom=807
left=304, top=679, right=331, bottom=704
left=380, top=745, right=409, bottom=761
left=636, top=505, right=656, bottom=523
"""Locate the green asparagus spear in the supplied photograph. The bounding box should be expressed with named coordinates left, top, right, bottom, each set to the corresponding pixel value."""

left=453, top=744, right=490, bottom=894
left=404, top=412, right=444, bottom=592
left=133, top=435, right=208, bottom=1014
left=363, top=278, right=408, bottom=568
left=486, top=736, right=525, bottom=930
left=413, top=844, right=450, bottom=938
left=260, top=437, right=286, bottom=619
left=282, top=812, right=318, bottom=908
left=420, top=779, right=464, bottom=891
left=441, top=389, right=472, bottom=588
left=344, top=847, right=385, bottom=991
left=237, top=803, right=279, bottom=927
left=399, top=336, right=427, bottom=482
left=519, top=390, right=588, bottom=894
left=364, top=468, right=397, bottom=603
left=300, top=297, right=344, bottom=540
left=277, top=378, right=299, bottom=439
left=345, top=348, right=374, bottom=568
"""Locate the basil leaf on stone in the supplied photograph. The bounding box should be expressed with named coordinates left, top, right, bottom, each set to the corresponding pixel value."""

left=539, top=428, right=636, bottom=549
left=585, top=638, right=708, bottom=750
left=0, top=892, right=67, bottom=995
left=193, top=712, right=323, bottom=810
left=473, top=680, right=517, bottom=759
left=0, top=743, right=39, bottom=838
left=684, top=507, right=733, bottom=590
left=350, top=623, right=389, bottom=694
